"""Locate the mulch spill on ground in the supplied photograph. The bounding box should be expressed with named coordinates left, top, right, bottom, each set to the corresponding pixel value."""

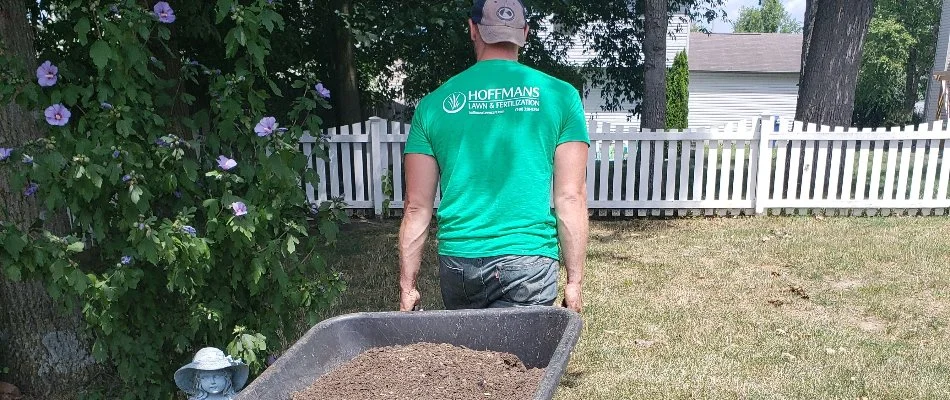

left=291, top=342, right=545, bottom=400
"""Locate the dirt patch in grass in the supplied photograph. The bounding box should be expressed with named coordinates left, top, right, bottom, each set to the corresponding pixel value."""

left=291, top=343, right=543, bottom=400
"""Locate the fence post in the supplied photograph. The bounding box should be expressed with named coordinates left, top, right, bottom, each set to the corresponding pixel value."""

left=753, top=115, right=775, bottom=215
left=369, top=117, right=385, bottom=217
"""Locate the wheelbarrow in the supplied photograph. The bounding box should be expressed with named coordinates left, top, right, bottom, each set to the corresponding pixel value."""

left=236, top=306, right=583, bottom=400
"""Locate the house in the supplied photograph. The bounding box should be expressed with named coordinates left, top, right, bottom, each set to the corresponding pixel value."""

left=562, top=22, right=803, bottom=129
left=687, top=32, right=803, bottom=128
left=924, top=0, right=950, bottom=121
left=565, top=14, right=692, bottom=125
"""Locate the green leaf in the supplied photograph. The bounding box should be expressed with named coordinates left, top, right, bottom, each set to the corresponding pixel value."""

left=4, top=233, right=27, bottom=259
left=69, top=269, right=88, bottom=293
left=130, top=186, right=142, bottom=204
left=90, top=40, right=112, bottom=70
left=75, top=17, right=91, bottom=45
left=286, top=235, right=298, bottom=254
left=266, top=79, right=282, bottom=97
left=4, top=264, right=21, bottom=281
left=66, top=241, right=85, bottom=253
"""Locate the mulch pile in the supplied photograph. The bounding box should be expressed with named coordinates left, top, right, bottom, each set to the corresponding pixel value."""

left=291, top=342, right=545, bottom=400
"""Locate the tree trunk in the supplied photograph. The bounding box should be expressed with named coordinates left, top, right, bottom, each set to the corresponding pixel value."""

left=795, top=0, right=875, bottom=126
left=904, top=47, right=919, bottom=115
left=330, top=0, right=362, bottom=125
left=0, top=1, right=100, bottom=398
left=641, top=0, right=667, bottom=130
left=799, top=0, right=818, bottom=84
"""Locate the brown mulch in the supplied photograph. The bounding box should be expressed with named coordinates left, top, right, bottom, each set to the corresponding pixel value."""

left=291, top=342, right=545, bottom=400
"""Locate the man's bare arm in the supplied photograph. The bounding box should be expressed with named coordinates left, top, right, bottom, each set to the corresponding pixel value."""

left=553, top=142, right=589, bottom=313
left=398, top=154, right=440, bottom=311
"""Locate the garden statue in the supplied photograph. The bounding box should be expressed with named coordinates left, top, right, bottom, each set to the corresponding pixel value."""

left=174, top=347, right=248, bottom=400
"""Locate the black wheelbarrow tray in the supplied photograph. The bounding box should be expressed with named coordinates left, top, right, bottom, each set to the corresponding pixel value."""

left=236, top=306, right=583, bottom=400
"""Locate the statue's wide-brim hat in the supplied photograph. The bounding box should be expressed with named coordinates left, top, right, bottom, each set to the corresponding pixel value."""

left=174, top=347, right=249, bottom=394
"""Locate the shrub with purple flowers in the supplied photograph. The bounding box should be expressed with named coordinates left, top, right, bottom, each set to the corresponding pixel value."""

left=0, top=1, right=343, bottom=397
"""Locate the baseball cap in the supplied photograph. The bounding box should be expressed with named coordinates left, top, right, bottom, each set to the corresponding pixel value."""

left=471, top=0, right=528, bottom=47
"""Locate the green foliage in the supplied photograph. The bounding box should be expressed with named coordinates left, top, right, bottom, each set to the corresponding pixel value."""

left=267, top=0, right=725, bottom=120
left=854, top=18, right=915, bottom=127
left=666, top=51, right=689, bottom=130
left=732, top=0, right=802, bottom=33
left=0, top=0, right=345, bottom=397
left=853, top=0, right=941, bottom=126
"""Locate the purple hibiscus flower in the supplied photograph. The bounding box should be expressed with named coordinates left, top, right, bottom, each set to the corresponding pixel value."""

left=122, top=174, right=131, bottom=183
left=153, top=2, right=176, bottom=23
left=101, top=102, right=113, bottom=110
left=36, top=61, right=58, bottom=87
left=315, top=83, right=331, bottom=99
left=44, top=104, right=71, bottom=126
left=231, top=202, right=248, bottom=216
left=181, top=225, right=197, bottom=236
left=23, top=182, right=38, bottom=197
left=0, top=148, right=13, bottom=161
left=120, top=255, right=132, bottom=265
left=254, top=117, right=277, bottom=137
left=112, top=150, right=120, bottom=158
left=216, top=155, right=237, bottom=171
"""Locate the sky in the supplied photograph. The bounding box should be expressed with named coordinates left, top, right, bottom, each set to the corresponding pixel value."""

left=707, top=0, right=807, bottom=33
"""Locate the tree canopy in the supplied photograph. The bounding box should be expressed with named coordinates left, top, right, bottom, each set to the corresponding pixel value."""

left=732, top=0, right=802, bottom=33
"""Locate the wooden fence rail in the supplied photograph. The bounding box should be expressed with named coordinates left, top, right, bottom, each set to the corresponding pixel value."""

left=299, top=116, right=950, bottom=217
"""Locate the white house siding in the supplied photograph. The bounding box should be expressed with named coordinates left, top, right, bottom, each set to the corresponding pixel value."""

left=924, top=0, right=950, bottom=120
left=688, top=71, right=799, bottom=128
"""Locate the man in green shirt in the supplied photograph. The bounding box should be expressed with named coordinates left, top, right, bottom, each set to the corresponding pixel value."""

left=398, top=0, right=589, bottom=313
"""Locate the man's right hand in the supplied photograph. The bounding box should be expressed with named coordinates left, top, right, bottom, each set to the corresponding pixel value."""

left=399, top=288, right=421, bottom=311
left=562, top=283, right=583, bottom=313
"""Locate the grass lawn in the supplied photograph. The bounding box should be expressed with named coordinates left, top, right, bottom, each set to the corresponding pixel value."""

left=313, top=216, right=950, bottom=399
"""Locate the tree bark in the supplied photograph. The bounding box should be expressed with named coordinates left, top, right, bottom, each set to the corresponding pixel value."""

left=641, top=0, right=667, bottom=130
left=795, top=0, right=875, bottom=126
left=0, top=1, right=100, bottom=398
left=330, top=0, right=363, bottom=125
left=799, top=0, right=818, bottom=85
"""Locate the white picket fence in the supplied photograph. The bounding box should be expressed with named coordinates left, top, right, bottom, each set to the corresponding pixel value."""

left=299, top=116, right=950, bottom=217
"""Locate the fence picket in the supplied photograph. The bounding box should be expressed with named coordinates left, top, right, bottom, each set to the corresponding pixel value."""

left=638, top=140, right=651, bottom=203
left=840, top=138, right=857, bottom=204
left=813, top=138, right=830, bottom=200
left=613, top=139, right=625, bottom=203
left=598, top=136, right=610, bottom=201
left=773, top=138, right=788, bottom=203
left=787, top=138, right=803, bottom=201
left=732, top=140, right=746, bottom=202
left=869, top=139, right=885, bottom=201
left=883, top=133, right=899, bottom=201
left=854, top=138, right=871, bottom=202
left=911, top=137, right=927, bottom=200
left=391, top=122, right=404, bottom=202
left=937, top=139, right=950, bottom=200
left=801, top=124, right=817, bottom=203
left=624, top=135, right=638, bottom=202
left=924, top=138, right=940, bottom=200
left=693, top=140, right=707, bottom=202
left=665, top=138, right=678, bottom=216
left=678, top=139, right=692, bottom=213
left=303, top=141, right=316, bottom=204
left=706, top=136, right=720, bottom=203
left=651, top=138, right=663, bottom=216
left=897, top=136, right=913, bottom=200
left=827, top=130, right=844, bottom=201
left=718, top=140, right=732, bottom=204
left=587, top=123, right=597, bottom=204
left=352, top=123, right=367, bottom=202
left=328, top=127, right=341, bottom=199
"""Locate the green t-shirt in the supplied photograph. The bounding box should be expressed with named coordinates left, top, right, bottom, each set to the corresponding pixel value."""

left=405, top=59, right=590, bottom=260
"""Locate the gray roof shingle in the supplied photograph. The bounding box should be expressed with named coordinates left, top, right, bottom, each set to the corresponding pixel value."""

left=688, top=32, right=804, bottom=73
